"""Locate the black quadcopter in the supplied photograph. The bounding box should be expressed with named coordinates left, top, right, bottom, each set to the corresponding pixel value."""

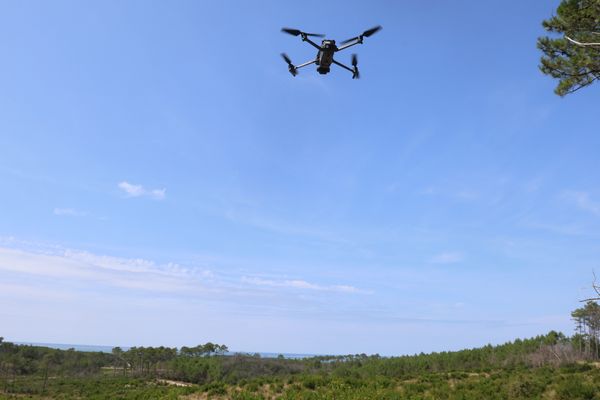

left=281, top=26, right=382, bottom=79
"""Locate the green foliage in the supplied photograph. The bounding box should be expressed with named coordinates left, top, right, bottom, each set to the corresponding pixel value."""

left=4, top=367, right=600, bottom=399
left=0, top=375, right=196, bottom=399
left=0, top=331, right=598, bottom=399
left=538, top=0, right=600, bottom=96
left=180, top=342, right=229, bottom=357
left=203, top=380, right=227, bottom=396
left=506, top=376, right=545, bottom=399
left=4, top=301, right=600, bottom=398
left=571, top=301, right=600, bottom=359
left=0, top=341, right=111, bottom=379
left=555, top=374, right=597, bottom=399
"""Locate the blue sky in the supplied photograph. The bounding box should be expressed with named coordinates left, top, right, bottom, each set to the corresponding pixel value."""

left=1, top=0, right=600, bottom=356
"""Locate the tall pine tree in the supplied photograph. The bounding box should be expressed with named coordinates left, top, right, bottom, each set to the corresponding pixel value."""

left=538, top=0, right=600, bottom=96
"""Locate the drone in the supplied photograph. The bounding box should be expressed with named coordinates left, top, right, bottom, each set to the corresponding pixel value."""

left=280, top=26, right=382, bottom=79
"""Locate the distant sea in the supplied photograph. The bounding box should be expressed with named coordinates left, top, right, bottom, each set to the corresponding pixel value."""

left=15, top=342, right=316, bottom=359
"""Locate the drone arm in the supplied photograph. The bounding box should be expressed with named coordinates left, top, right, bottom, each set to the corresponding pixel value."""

left=332, top=59, right=354, bottom=74
left=300, top=34, right=322, bottom=50
left=336, top=39, right=363, bottom=52
left=295, top=59, right=317, bottom=69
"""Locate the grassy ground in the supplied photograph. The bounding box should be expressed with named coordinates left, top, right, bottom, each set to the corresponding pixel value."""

left=0, top=376, right=196, bottom=400
left=2, top=364, right=600, bottom=399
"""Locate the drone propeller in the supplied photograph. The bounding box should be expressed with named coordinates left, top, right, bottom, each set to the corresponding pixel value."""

left=281, top=53, right=293, bottom=65
left=363, top=25, right=382, bottom=38
left=351, top=54, right=359, bottom=79
left=281, top=53, right=298, bottom=76
left=281, top=27, right=325, bottom=38
left=340, top=25, right=382, bottom=44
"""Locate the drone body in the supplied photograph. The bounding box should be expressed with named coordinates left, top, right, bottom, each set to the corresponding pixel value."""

left=315, top=40, right=336, bottom=75
left=281, top=26, right=381, bottom=79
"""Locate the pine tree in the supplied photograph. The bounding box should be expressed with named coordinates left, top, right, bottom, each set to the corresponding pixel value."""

left=538, top=0, right=600, bottom=96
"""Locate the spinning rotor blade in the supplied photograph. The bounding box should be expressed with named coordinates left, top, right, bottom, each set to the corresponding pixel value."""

left=281, top=27, right=325, bottom=37
left=362, top=25, right=382, bottom=38
left=351, top=54, right=359, bottom=79
left=282, top=28, right=301, bottom=36
left=280, top=53, right=298, bottom=76
left=281, top=53, right=293, bottom=66
left=341, top=25, right=382, bottom=44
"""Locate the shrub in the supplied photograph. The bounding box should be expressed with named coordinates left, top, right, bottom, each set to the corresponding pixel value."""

left=556, top=376, right=596, bottom=400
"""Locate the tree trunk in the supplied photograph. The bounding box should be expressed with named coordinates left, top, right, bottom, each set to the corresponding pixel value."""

left=42, top=366, right=48, bottom=393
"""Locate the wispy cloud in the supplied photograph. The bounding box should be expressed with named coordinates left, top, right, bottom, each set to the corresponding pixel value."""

left=53, top=208, right=87, bottom=217
left=224, top=210, right=349, bottom=245
left=419, top=186, right=479, bottom=201
left=0, top=241, right=367, bottom=301
left=523, top=178, right=544, bottom=193
left=118, top=181, right=166, bottom=200
left=430, top=252, right=464, bottom=264
left=241, top=276, right=365, bottom=294
left=0, top=247, right=212, bottom=294
left=521, top=220, right=586, bottom=236
left=563, top=191, right=600, bottom=216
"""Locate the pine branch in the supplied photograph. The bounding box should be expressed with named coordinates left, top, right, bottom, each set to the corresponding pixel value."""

left=581, top=297, right=600, bottom=302
left=565, top=35, right=600, bottom=46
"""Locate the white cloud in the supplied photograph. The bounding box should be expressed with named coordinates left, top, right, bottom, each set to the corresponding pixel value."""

left=0, top=282, right=75, bottom=301
left=563, top=191, right=600, bottom=216
left=118, top=181, right=166, bottom=200
left=332, top=285, right=363, bottom=294
left=430, top=252, right=464, bottom=264
left=0, top=242, right=366, bottom=302
left=53, top=208, right=87, bottom=217
left=0, top=247, right=212, bottom=294
left=150, top=189, right=166, bottom=199
left=241, top=276, right=363, bottom=294
left=118, top=181, right=144, bottom=197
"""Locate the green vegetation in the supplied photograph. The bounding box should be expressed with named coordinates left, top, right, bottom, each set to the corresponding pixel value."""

left=3, top=302, right=600, bottom=398
left=3, top=329, right=600, bottom=399
left=538, top=0, right=600, bottom=96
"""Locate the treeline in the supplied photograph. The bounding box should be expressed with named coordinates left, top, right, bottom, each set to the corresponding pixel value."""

left=110, top=342, right=229, bottom=378
left=317, top=331, right=576, bottom=380
left=0, top=331, right=586, bottom=388
left=0, top=338, right=111, bottom=376
left=571, top=300, right=600, bottom=359
left=0, top=338, right=229, bottom=382
left=111, top=343, right=306, bottom=384
left=0, top=337, right=112, bottom=393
